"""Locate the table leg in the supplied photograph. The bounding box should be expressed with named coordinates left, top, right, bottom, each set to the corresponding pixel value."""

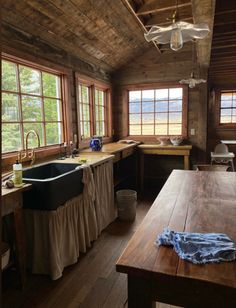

left=128, top=275, right=155, bottom=308
left=184, top=155, right=190, bottom=170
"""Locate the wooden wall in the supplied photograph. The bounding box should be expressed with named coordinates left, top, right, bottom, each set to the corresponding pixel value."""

left=112, top=45, right=209, bottom=165
left=2, top=24, right=112, bottom=144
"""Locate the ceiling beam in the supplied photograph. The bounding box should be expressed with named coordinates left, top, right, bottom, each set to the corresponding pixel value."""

left=136, top=0, right=191, bottom=16
left=191, top=0, right=216, bottom=68
left=121, top=0, right=161, bottom=53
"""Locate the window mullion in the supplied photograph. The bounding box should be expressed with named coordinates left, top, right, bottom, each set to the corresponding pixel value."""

left=17, top=63, right=25, bottom=150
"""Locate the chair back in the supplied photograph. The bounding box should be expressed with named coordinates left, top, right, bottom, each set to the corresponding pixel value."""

left=196, top=165, right=229, bottom=171
left=214, top=143, right=229, bottom=154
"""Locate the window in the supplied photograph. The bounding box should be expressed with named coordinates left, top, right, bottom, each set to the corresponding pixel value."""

left=220, top=91, right=236, bottom=124
left=2, top=56, right=65, bottom=153
left=128, top=86, right=186, bottom=136
left=77, top=75, right=111, bottom=142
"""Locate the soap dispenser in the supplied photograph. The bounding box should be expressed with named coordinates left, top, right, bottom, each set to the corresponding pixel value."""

left=13, top=160, right=23, bottom=187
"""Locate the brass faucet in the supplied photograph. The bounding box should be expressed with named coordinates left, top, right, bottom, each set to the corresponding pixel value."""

left=18, top=130, right=40, bottom=166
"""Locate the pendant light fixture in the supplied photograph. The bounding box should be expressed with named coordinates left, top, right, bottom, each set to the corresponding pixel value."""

left=179, top=41, right=206, bottom=88
left=144, top=0, right=210, bottom=51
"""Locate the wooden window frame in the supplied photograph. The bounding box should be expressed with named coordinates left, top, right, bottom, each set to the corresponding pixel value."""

left=216, top=89, right=236, bottom=129
left=75, top=73, right=112, bottom=148
left=125, top=83, right=188, bottom=141
left=1, top=52, right=71, bottom=168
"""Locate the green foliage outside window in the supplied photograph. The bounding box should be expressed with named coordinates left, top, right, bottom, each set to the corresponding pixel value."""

left=1, top=59, right=63, bottom=153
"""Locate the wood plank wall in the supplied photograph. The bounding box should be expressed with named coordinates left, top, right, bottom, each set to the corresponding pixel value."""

left=2, top=24, right=112, bottom=144
left=112, top=45, right=208, bottom=165
left=1, top=24, right=111, bottom=161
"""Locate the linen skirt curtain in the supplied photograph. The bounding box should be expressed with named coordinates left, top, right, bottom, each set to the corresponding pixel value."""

left=23, top=162, right=116, bottom=280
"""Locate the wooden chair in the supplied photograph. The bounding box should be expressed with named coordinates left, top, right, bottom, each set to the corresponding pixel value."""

left=211, top=143, right=235, bottom=171
left=196, top=164, right=229, bottom=171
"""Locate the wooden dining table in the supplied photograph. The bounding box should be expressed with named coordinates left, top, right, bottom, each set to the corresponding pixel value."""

left=116, top=170, right=236, bottom=307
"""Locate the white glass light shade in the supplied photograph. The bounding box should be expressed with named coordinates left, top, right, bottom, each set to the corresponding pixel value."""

left=144, top=21, right=210, bottom=51
left=179, top=73, right=206, bottom=88
left=170, top=28, right=183, bottom=51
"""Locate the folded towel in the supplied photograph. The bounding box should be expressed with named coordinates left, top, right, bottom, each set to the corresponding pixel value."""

left=157, top=228, right=236, bottom=264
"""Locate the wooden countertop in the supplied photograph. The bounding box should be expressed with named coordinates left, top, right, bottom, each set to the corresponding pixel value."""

left=80, top=141, right=139, bottom=154
left=53, top=154, right=114, bottom=167
left=2, top=183, right=32, bottom=199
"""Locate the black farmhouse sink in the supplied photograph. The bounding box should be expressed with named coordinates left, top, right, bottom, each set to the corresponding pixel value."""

left=23, top=162, right=84, bottom=210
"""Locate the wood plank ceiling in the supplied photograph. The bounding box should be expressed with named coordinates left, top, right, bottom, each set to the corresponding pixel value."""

left=2, top=0, right=151, bottom=73
left=209, top=0, right=236, bottom=86
left=2, top=0, right=216, bottom=75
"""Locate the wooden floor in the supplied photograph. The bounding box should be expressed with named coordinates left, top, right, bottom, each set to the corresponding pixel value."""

left=2, top=193, right=180, bottom=308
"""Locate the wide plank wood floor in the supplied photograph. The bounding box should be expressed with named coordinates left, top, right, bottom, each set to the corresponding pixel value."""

left=2, top=193, right=180, bottom=308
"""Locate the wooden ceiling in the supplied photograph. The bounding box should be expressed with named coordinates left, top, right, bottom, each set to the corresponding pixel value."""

left=122, top=0, right=193, bottom=52
left=209, top=0, right=236, bottom=86
left=2, top=0, right=230, bottom=81
left=2, top=0, right=151, bottom=73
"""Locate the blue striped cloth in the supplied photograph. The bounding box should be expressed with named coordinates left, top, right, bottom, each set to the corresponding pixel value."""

left=157, top=228, right=236, bottom=264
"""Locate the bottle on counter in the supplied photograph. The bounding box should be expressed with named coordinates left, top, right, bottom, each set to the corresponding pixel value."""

left=13, top=160, right=23, bottom=187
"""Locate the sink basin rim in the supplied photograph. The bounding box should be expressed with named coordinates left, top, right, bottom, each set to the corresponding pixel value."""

left=23, top=162, right=83, bottom=182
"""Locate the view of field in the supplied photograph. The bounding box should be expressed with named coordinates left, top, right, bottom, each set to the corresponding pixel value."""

left=128, top=88, right=183, bottom=135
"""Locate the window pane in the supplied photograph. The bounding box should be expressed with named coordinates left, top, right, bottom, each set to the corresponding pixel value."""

left=129, top=125, right=141, bottom=135
left=22, top=96, right=43, bottom=121
left=155, top=125, right=168, bottom=135
left=83, top=104, right=90, bottom=121
left=99, top=91, right=104, bottom=106
left=101, top=121, right=105, bottom=136
left=81, top=85, right=89, bottom=103
left=155, top=113, right=168, bottom=124
left=95, top=105, right=99, bottom=121
left=169, top=88, right=182, bottom=99
left=220, top=116, right=231, bottom=123
left=2, top=124, right=21, bottom=152
left=169, top=124, right=182, bottom=135
left=143, top=113, right=154, bottom=124
left=82, top=122, right=91, bottom=138
left=232, top=109, right=236, bottom=122
left=221, top=93, right=232, bottom=101
left=129, top=103, right=141, bottom=113
left=99, top=106, right=104, bottom=121
left=169, top=112, right=182, bottom=123
left=2, top=60, right=18, bottom=91
left=142, top=102, right=154, bottom=113
left=221, top=109, right=231, bottom=117
left=23, top=123, right=44, bottom=147
left=20, top=66, right=41, bottom=95
left=129, top=91, right=141, bottom=102
left=43, top=72, right=61, bottom=98
left=142, top=125, right=154, bottom=135
left=155, top=101, right=168, bottom=112
left=155, top=89, right=168, bottom=100
left=169, top=100, right=182, bottom=111
left=44, top=98, right=61, bottom=121
left=45, top=123, right=62, bottom=145
left=233, top=100, right=236, bottom=108
left=221, top=100, right=232, bottom=108
left=2, top=93, right=20, bottom=121
left=129, top=114, right=141, bottom=124
left=142, top=90, right=154, bottom=102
